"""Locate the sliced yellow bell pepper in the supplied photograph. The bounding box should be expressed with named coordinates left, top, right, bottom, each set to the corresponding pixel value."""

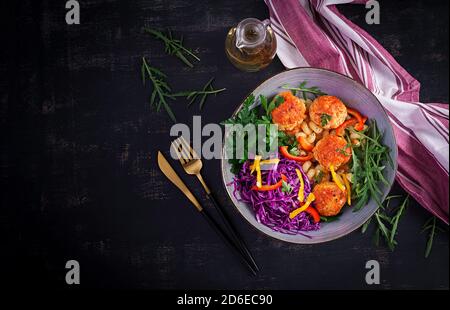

left=330, top=164, right=346, bottom=192
left=289, top=193, right=316, bottom=219
left=250, top=158, right=280, bottom=172
left=253, top=155, right=262, bottom=188
left=342, top=173, right=352, bottom=205
left=295, top=168, right=305, bottom=203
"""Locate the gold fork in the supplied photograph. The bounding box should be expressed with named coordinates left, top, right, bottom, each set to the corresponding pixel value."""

left=172, top=137, right=211, bottom=195
left=171, top=136, right=259, bottom=272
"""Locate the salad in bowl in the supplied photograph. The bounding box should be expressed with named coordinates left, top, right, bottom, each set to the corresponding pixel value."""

left=221, top=68, right=397, bottom=243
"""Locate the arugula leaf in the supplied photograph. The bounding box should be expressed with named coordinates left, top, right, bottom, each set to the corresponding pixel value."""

left=141, top=57, right=177, bottom=122
left=362, top=195, right=409, bottom=252
left=421, top=216, right=446, bottom=258
left=172, top=77, right=225, bottom=110
left=351, top=120, right=390, bottom=212
left=281, top=82, right=327, bottom=98
left=143, top=28, right=200, bottom=67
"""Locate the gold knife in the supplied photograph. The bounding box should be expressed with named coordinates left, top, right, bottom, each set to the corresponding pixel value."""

left=157, top=151, right=203, bottom=212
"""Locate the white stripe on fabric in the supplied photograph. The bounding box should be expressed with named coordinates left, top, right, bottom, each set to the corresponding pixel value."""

left=380, top=95, right=450, bottom=172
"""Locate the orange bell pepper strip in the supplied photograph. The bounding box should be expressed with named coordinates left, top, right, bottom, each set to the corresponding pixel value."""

left=297, top=136, right=314, bottom=151
left=346, top=108, right=367, bottom=131
left=251, top=174, right=287, bottom=191
left=305, top=207, right=321, bottom=223
left=279, top=146, right=313, bottom=162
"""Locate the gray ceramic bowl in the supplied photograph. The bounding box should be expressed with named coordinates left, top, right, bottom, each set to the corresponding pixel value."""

left=221, top=68, right=398, bottom=244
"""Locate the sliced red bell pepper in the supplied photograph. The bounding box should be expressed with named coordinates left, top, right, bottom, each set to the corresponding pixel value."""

left=347, top=107, right=367, bottom=131
left=305, top=206, right=321, bottom=223
left=279, top=146, right=313, bottom=162
left=336, top=118, right=358, bottom=136
left=297, top=136, right=314, bottom=151
left=251, top=174, right=287, bottom=191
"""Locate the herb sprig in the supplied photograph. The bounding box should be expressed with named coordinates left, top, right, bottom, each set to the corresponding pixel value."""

left=421, top=216, right=445, bottom=258
left=141, top=57, right=177, bottom=122
left=172, top=78, right=226, bottom=110
left=281, top=180, right=293, bottom=194
left=350, top=120, right=392, bottom=211
left=320, top=113, right=332, bottom=126
left=361, top=195, right=408, bottom=251
left=282, top=81, right=327, bottom=100
left=222, top=82, right=325, bottom=174
left=143, top=28, right=200, bottom=67
left=222, top=94, right=259, bottom=174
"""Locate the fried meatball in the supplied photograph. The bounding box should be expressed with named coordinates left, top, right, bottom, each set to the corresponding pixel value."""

left=313, top=135, right=351, bottom=170
left=312, top=182, right=346, bottom=216
left=309, top=95, right=347, bottom=129
left=271, top=91, right=306, bottom=134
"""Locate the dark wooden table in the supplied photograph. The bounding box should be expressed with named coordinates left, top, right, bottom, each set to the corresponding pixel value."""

left=1, top=0, right=448, bottom=289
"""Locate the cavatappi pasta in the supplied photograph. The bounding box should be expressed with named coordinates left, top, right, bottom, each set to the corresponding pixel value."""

left=294, top=117, right=331, bottom=181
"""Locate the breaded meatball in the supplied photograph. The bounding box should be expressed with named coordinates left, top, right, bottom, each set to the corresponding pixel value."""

left=312, top=182, right=346, bottom=216
left=313, top=135, right=351, bottom=170
left=309, top=95, right=347, bottom=129
left=271, top=91, right=306, bottom=134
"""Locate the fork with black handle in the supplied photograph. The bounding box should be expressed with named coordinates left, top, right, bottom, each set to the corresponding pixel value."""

left=171, top=136, right=259, bottom=272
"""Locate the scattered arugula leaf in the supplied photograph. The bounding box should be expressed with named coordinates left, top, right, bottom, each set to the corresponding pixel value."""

left=172, top=78, right=226, bottom=110
left=350, top=120, right=391, bottom=212
left=281, top=81, right=327, bottom=98
left=320, top=113, right=332, bottom=126
left=141, top=57, right=177, bottom=122
left=362, top=195, right=409, bottom=251
left=421, top=216, right=446, bottom=258
left=143, top=28, right=200, bottom=67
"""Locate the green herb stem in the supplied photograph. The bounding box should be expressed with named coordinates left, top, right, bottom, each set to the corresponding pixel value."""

left=143, top=28, right=200, bottom=67
left=172, top=78, right=225, bottom=110
left=281, top=83, right=327, bottom=96
left=142, top=57, right=177, bottom=122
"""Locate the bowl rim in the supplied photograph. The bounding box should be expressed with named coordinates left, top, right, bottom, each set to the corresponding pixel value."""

left=220, top=67, right=398, bottom=244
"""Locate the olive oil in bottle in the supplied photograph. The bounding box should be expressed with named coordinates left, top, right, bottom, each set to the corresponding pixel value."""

left=225, top=18, right=277, bottom=72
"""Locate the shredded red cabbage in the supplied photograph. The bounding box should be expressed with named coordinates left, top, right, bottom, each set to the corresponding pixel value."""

left=232, top=158, right=320, bottom=236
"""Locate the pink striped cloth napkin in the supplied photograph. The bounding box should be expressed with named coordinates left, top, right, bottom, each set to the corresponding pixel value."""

left=264, top=0, right=449, bottom=224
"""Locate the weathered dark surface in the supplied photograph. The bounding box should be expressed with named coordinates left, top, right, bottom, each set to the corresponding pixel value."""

left=1, top=0, right=448, bottom=289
